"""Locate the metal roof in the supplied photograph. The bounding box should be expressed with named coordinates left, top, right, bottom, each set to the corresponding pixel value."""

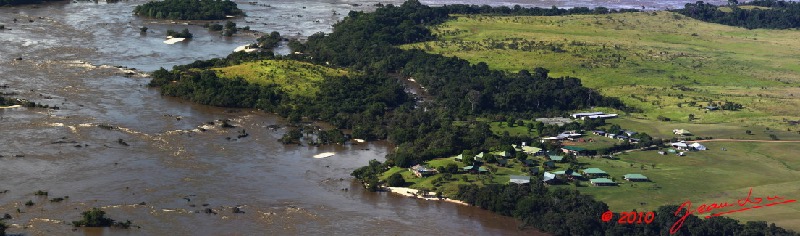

left=624, top=174, right=648, bottom=180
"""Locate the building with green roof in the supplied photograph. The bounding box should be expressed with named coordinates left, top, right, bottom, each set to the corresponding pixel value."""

left=562, top=146, right=587, bottom=155
left=623, top=174, right=649, bottom=182
left=548, top=155, right=565, bottom=162
left=590, top=178, right=616, bottom=186
left=582, top=168, right=608, bottom=177
left=463, top=166, right=488, bottom=173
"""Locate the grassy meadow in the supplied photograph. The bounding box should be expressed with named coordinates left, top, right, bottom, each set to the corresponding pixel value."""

left=402, top=11, right=800, bottom=128
left=565, top=141, right=800, bottom=230
left=213, top=60, right=349, bottom=98
left=399, top=12, right=800, bottom=230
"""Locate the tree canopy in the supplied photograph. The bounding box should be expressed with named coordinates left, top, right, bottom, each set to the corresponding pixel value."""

left=676, top=0, right=800, bottom=29
left=133, top=0, right=244, bottom=20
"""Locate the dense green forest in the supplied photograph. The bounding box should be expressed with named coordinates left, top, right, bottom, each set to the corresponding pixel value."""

left=133, top=0, right=243, bottom=20
left=148, top=1, right=798, bottom=235
left=676, top=0, right=800, bottom=29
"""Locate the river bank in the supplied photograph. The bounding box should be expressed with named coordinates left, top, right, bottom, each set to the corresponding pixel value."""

left=385, top=187, right=469, bottom=206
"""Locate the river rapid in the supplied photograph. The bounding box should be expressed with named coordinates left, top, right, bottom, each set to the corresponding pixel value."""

left=0, top=0, right=723, bottom=235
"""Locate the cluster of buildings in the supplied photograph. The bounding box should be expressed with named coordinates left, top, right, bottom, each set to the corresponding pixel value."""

left=591, top=130, right=642, bottom=143
left=539, top=167, right=649, bottom=186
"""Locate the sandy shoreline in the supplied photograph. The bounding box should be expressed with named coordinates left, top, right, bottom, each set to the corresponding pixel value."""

left=0, top=105, right=21, bottom=109
left=385, top=187, right=469, bottom=206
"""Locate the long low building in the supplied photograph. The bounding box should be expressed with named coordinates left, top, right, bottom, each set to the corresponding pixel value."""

left=590, top=178, right=617, bottom=186
left=571, top=112, right=605, bottom=119
left=623, top=174, right=649, bottom=182
left=509, top=175, right=531, bottom=184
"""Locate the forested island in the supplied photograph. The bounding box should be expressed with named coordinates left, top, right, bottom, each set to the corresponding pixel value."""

left=133, top=0, right=243, bottom=20
left=147, top=1, right=800, bottom=235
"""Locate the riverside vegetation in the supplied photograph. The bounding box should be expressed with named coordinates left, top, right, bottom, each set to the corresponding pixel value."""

left=147, top=1, right=800, bottom=235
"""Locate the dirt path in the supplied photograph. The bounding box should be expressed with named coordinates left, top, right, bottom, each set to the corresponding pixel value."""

left=693, top=139, right=800, bottom=143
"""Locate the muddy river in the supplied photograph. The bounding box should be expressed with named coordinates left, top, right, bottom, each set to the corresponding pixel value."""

left=0, top=0, right=722, bottom=235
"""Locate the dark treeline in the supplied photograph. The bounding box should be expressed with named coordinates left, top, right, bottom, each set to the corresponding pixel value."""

left=133, top=0, right=244, bottom=20
left=454, top=183, right=798, bottom=236
left=676, top=1, right=800, bottom=29
left=436, top=3, right=639, bottom=15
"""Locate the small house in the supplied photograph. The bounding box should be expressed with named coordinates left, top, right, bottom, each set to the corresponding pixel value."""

left=671, top=142, right=689, bottom=150
left=590, top=178, right=617, bottom=186
left=523, top=159, right=537, bottom=167
left=548, top=155, right=565, bottom=163
left=593, top=130, right=606, bottom=136
left=542, top=160, right=556, bottom=169
left=562, top=146, right=587, bottom=155
left=572, top=112, right=605, bottom=119
left=624, top=130, right=638, bottom=137
left=498, top=151, right=510, bottom=158
left=582, top=168, right=608, bottom=177
left=509, top=175, right=531, bottom=184
left=606, top=133, right=617, bottom=139
left=521, top=146, right=542, bottom=155
left=496, top=158, right=509, bottom=166
left=529, top=166, right=540, bottom=175
left=673, top=129, right=691, bottom=136
left=463, top=165, right=488, bottom=174
left=410, top=164, right=438, bottom=177
left=553, top=170, right=582, bottom=180
left=690, top=142, right=707, bottom=151
left=475, top=152, right=485, bottom=161
left=543, top=172, right=557, bottom=183
left=623, top=174, right=649, bottom=182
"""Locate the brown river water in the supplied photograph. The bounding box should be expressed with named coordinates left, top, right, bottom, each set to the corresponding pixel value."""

left=0, top=0, right=731, bottom=234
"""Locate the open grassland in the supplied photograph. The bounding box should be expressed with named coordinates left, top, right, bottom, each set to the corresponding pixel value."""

left=402, top=11, right=800, bottom=128
left=606, top=117, right=800, bottom=141
left=213, top=60, right=349, bottom=98
left=566, top=141, right=800, bottom=231
left=381, top=156, right=533, bottom=196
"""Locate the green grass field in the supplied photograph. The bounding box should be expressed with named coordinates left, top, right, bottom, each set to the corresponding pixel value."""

left=380, top=156, right=534, bottom=196
left=402, top=11, right=800, bottom=128
left=606, top=117, right=800, bottom=141
left=213, top=60, right=349, bottom=98
left=564, top=141, right=800, bottom=231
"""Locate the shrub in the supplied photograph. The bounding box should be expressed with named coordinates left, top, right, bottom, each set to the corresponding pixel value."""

left=387, top=173, right=405, bottom=187
left=72, top=208, right=114, bottom=227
